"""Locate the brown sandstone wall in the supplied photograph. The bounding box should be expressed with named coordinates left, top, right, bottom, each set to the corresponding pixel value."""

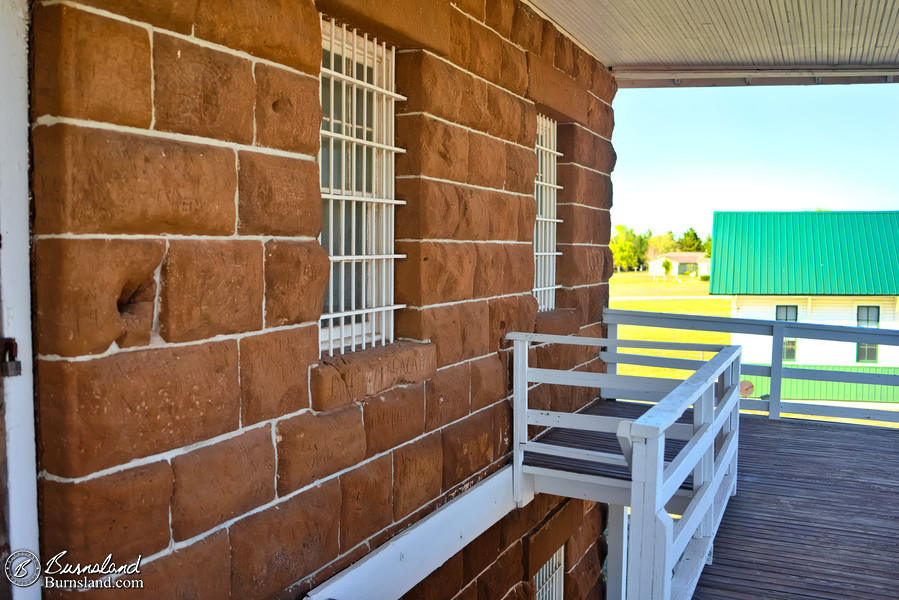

left=30, top=0, right=616, bottom=598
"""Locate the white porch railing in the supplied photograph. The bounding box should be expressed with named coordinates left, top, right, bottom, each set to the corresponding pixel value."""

left=605, top=309, right=899, bottom=423
left=508, top=332, right=741, bottom=600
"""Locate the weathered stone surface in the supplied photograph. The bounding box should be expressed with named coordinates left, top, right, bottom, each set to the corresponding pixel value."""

left=34, top=239, right=165, bottom=356
left=33, top=125, right=236, bottom=235
left=504, top=143, right=537, bottom=195
left=238, top=152, right=321, bottom=236
left=525, top=499, right=583, bottom=577
left=492, top=400, right=512, bottom=457
left=393, top=432, right=442, bottom=520
left=40, top=462, right=173, bottom=564
left=454, top=0, right=485, bottom=20
left=396, top=114, right=470, bottom=182
left=504, top=243, right=534, bottom=294
left=501, top=582, right=536, bottom=600
left=449, top=8, right=471, bottom=68
left=397, top=51, right=488, bottom=132
left=486, top=192, right=535, bottom=242
left=255, top=64, right=321, bottom=155
left=510, top=1, right=544, bottom=54
left=425, top=363, right=471, bottom=431
left=554, top=31, right=575, bottom=75
left=565, top=504, right=604, bottom=570
left=590, top=61, right=618, bottom=104
left=557, top=244, right=607, bottom=287
left=154, top=34, right=254, bottom=143
left=486, top=85, right=527, bottom=144
left=395, top=301, right=490, bottom=367
left=318, top=341, right=437, bottom=403
left=403, top=550, right=463, bottom=600
left=276, top=404, right=365, bottom=494
left=32, top=5, right=151, bottom=127
left=526, top=52, right=589, bottom=125
left=473, top=243, right=505, bottom=299
left=160, top=240, right=263, bottom=342
left=586, top=93, right=615, bottom=139
left=463, top=522, right=502, bottom=582
left=39, top=342, right=239, bottom=478
left=468, top=131, right=506, bottom=188
left=442, top=409, right=494, bottom=490
left=557, top=123, right=617, bottom=174
left=485, top=0, right=515, bottom=38
left=195, top=0, right=321, bottom=74
left=309, top=364, right=352, bottom=412
left=316, top=0, right=452, bottom=59
left=340, top=455, right=393, bottom=550
left=363, top=383, right=425, bottom=457
left=172, top=426, right=275, bottom=540
left=396, top=178, right=490, bottom=241
left=230, top=479, right=340, bottom=599
left=396, top=241, right=478, bottom=305
left=487, top=294, right=538, bottom=351
left=557, top=284, right=607, bottom=326
left=565, top=542, right=604, bottom=600
left=470, top=353, right=507, bottom=411
left=263, top=240, right=330, bottom=327
left=558, top=204, right=611, bottom=245
left=477, top=540, right=524, bottom=600
left=468, top=19, right=527, bottom=96
left=535, top=307, right=581, bottom=336
left=557, top=163, right=613, bottom=210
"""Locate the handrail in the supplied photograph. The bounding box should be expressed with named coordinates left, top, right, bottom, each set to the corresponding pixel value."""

left=605, top=308, right=899, bottom=421
left=510, top=332, right=741, bottom=600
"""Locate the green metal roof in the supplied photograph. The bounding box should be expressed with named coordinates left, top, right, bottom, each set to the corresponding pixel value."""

left=710, top=211, right=899, bottom=295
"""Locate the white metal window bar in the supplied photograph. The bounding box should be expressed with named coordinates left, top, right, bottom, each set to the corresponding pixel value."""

left=319, top=17, right=406, bottom=355
left=533, top=114, right=562, bottom=311
left=534, top=546, right=564, bottom=600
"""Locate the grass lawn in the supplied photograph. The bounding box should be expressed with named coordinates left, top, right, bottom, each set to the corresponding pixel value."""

left=609, top=271, right=711, bottom=297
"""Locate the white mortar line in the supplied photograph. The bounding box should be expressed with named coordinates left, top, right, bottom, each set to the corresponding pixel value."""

left=556, top=203, right=611, bottom=212
left=567, top=120, right=613, bottom=143
left=560, top=282, right=610, bottom=291
left=396, top=174, right=532, bottom=198
left=398, top=111, right=533, bottom=152
left=396, top=238, right=531, bottom=245
left=557, top=161, right=611, bottom=177
left=400, top=292, right=534, bottom=312
left=34, top=233, right=320, bottom=243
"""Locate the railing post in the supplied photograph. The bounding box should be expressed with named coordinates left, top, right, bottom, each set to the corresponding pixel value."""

left=730, top=354, right=740, bottom=496
left=694, top=386, right=714, bottom=539
left=512, top=338, right=528, bottom=506
left=607, top=504, right=628, bottom=600
left=607, top=322, right=618, bottom=376
left=769, top=323, right=784, bottom=419
left=628, top=433, right=668, bottom=599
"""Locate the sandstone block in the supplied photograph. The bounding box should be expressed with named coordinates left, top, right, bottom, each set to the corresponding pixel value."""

left=230, top=479, right=340, bottom=599
left=310, top=364, right=352, bottom=412
left=318, top=341, right=437, bottom=402
left=565, top=505, right=604, bottom=570
left=492, top=400, right=512, bottom=457
left=195, top=0, right=321, bottom=74
left=510, top=2, right=544, bottom=54
left=557, top=123, right=617, bottom=174
left=586, top=92, right=615, bottom=139
left=557, top=244, right=606, bottom=287
left=33, top=125, right=236, bottom=235
left=40, top=462, right=172, bottom=564
left=425, top=363, right=471, bottom=431
left=565, top=542, right=603, bottom=600
left=340, top=455, right=393, bottom=550
left=393, top=432, right=442, bottom=520
left=591, top=61, right=618, bottom=104
left=470, top=353, right=507, bottom=411
left=397, top=52, right=488, bottom=132
left=403, top=550, right=463, bottom=600
left=449, top=8, right=471, bottom=68
left=160, top=240, right=263, bottom=342
left=486, top=0, right=515, bottom=38
left=558, top=164, right=613, bottom=210
left=487, top=294, right=538, bottom=351
left=238, top=152, right=321, bottom=236
left=276, top=404, right=365, bottom=494
left=75, top=0, right=196, bottom=33
left=468, top=20, right=527, bottom=95
left=535, top=308, right=581, bottom=336
left=396, top=115, right=470, bottom=182
left=468, top=132, right=507, bottom=188
left=172, top=426, right=275, bottom=540
left=526, top=52, right=589, bottom=125
left=525, top=499, right=583, bottom=577
left=442, top=410, right=494, bottom=490
left=154, top=34, right=254, bottom=143
left=38, top=342, right=239, bottom=478
left=554, top=32, right=575, bottom=75
left=255, top=64, right=321, bottom=155
left=240, top=325, right=317, bottom=424
left=396, top=241, right=478, bottom=305
left=396, top=178, right=490, bottom=241
left=473, top=243, right=505, bottom=299
left=504, top=243, right=534, bottom=294
left=31, top=5, right=151, bottom=127
left=463, top=522, right=502, bottom=582
left=477, top=540, right=524, bottom=600
left=518, top=95, right=538, bottom=148
left=395, top=301, right=490, bottom=367
left=454, top=0, right=485, bottom=20
left=504, top=143, right=537, bottom=195
left=264, top=240, right=330, bottom=327
left=363, top=383, right=425, bottom=456
left=558, top=205, right=611, bottom=245
left=556, top=284, right=607, bottom=326
left=485, top=192, right=528, bottom=241
left=34, top=239, right=165, bottom=356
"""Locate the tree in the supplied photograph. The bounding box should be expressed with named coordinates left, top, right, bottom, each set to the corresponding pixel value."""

left=662, top=258, right=672, bottom=278
left=678, top=227, right=703, bottom=252
left=646, top=231, right=678, bottom=262
left=703, top=234, right=712, bottom=258
left=635, top=230, right=651, bottom=269
left=610, top=225, right=639, bottom=271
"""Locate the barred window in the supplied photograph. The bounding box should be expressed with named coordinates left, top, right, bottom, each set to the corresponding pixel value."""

left=533, top=114, right=562, bottom=311
left=534, top=546, right=564, bottom=600
left=319, top=17, right=406, bottom=355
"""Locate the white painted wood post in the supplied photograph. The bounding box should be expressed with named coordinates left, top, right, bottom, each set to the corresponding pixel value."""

left=607, top=323, right=618, bottom=376
left=627, top=434, right=667, bottom=600
left=695, top=387, right=714, bottom=539
left=730, top=355, right=741, bottom=496
left=606, top=504, right=628, bottom=600
left=769, top=324, right=784, bottom=419
left=512, top=338, right=528, bottom=506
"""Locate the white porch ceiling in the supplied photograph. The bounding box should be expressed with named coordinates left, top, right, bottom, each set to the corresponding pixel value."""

left=529, top=0, right=899, bottom=87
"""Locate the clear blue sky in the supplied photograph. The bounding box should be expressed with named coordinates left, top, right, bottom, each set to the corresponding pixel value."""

left=610, top=84, right=899, bottom=239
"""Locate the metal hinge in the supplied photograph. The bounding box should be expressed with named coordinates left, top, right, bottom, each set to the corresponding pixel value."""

left=1, top=338, right=22, bottom=377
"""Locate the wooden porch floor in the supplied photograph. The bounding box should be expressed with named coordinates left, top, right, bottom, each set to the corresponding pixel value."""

left=692, top=413, right=899, bottom=600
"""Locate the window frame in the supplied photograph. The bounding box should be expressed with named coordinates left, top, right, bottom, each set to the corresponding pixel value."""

left=533, top=113, right=562, bottom=311
left=533, top=546, right=564, bottom=600
left=318, top=17, right=406, bottom=356
left=856, top=305, right=880, bottom=364
left=775, top=304, right=798, bottom=362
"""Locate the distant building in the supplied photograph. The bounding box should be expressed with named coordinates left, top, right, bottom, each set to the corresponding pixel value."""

left=648, top=251, right=710, bottom=278
left=711, top=211, right=899, bottom=401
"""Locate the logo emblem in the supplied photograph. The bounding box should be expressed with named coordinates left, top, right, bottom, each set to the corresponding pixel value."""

left=5, top=550, right=41, bottom=587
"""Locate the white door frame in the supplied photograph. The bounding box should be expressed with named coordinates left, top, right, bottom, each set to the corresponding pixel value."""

left=0, top=1, right=41, bottom=597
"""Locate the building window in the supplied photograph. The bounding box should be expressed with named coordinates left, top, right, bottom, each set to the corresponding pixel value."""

left=857, top=305, right=880, bottom=363
left=775, top=305, right=798, bottom=362
left=534, top=546, right=564, bottom=600
left=533, top=114, right=562, bottom=311
left=319, top=17, right=406, bottom=355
